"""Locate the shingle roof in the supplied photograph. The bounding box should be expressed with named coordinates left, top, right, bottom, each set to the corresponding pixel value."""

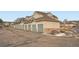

left=34, top=11, right=47, bottom=16
left=34, top=16, right=59, bottom=22
left=34, top=11, right=58, bottom=19
left=33, top=11, right=59, bottom=22
left=15, top=11, right=60, bottom=24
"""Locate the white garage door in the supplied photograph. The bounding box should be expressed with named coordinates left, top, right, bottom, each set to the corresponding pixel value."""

left=32, top=24, right=37, bottom=32
left=38, top=24, right=43, bottom=32
left=28, top=24, right=31, bottom=31
left=25, top=25, right=27, bottom=30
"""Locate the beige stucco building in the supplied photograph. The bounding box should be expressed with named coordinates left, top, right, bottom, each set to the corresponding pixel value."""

left=14, top=11, right=60, bottom=33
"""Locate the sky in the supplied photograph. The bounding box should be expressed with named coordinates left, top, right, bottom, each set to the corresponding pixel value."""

left=0, top=11, right=79, bottom=22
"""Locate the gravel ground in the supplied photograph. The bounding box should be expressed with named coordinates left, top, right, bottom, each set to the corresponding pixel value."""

left=0, top=27, right=79, bottom=47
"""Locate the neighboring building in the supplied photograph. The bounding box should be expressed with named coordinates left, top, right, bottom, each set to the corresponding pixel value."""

left=3, top=22, right=11, bottom=27
left=61, top=22, right=76, bottom=28
left=68, top=21, right=79, bottom=26
left=14, top=11, right=60, bottom=33
left=68, top=21, right=79, bottom=33
left=3, top=22, right=15, bottom=27
left=60, top=20, right=77, bottom=32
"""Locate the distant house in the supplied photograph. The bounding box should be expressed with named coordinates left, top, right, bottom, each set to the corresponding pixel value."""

left=14, top=11, right=60, bottom=33
left=69, top=21, right=79, bottom=26
left=60, top=20, right=77, bottom=32
left=62, top=22, right=76, bottom=28
left=3, top=22, right=15, bottom=27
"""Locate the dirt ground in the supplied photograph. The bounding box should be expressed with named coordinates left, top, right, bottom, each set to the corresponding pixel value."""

left=0, top=27, right=79, bottom=47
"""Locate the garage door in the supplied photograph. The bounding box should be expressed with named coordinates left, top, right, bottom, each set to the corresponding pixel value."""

left=38, top=24, right=43, bottom=32
left=28, top=24, right=31, bottom=31
left=17, top=25, right=21, bottom=29
left=25, top=25, right=27, bottom=30
left=32, top=24, right=37, bottom=32
left=20, top=25, right=24, bottom=30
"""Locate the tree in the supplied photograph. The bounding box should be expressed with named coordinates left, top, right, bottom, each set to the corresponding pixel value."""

left=0, top=18, right=3, bottom=23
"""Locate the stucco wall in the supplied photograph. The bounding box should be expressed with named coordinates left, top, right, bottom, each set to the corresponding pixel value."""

left=44, top=21, right=60, bottom=33
left=44, top=21, right=60, bottom=29
left=15, top=21, right=60, bottom=33
left=31, top=21, right=60, bottom=29
left=31, top=21, right=60, bottom=33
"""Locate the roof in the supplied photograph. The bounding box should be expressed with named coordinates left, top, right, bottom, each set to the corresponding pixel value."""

left=15, top=11, right=60, bottom=24
left=34, top=11, right=47, bottom=16
left=34, top=11, right=58, bottom=18
left=34, top=16, right=59, bottom=22
left=33, top=11, right=59, bottom=22
left=64, top=21, right=79, bottom=24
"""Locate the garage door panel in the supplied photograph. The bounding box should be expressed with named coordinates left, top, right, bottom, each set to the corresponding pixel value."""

left=38, top=24, right=43, bottom=32
left=25, top=25, right=27, bottom=30
left=32, top=24, right=37, bottom=32
left=28, top=25, right=31, bottom=31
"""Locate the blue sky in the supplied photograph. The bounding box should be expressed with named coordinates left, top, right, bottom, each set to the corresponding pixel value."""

left=0, top=11, right=79, bottom=22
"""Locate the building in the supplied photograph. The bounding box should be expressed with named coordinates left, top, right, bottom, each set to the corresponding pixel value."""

left=14, top=11, right=60, bottom=33
left=3, top=21, right=15, bottom=27
left=60, top=20, right=77, bottom=32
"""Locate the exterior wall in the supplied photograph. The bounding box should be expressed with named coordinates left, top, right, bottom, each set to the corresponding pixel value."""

left=14, top=21, right=60, bottom=33
left=23, top=23, right=32, bottom=31
left=30, top=22, right=45, bottom=32
left=15, top=24, right=24, bottom=30
left=60, top=23, right=76, bottom=32
left=44, top=22, right=60, bottom=28
left=31, top=21, right=60, bottom=33
left=44, top=21, right=60, bottom=33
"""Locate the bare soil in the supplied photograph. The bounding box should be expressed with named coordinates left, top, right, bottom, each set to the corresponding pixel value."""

left=0, top=27, right=79, bottom=47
